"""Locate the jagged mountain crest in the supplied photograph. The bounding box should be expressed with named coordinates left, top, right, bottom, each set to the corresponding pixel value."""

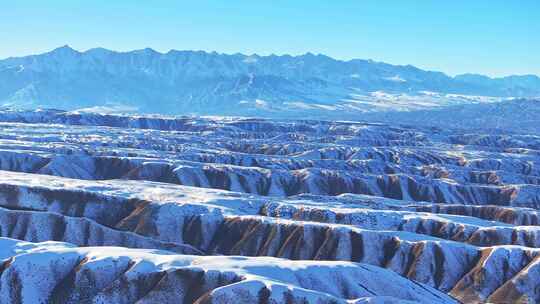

left=0, top=45, right=539, bottom=114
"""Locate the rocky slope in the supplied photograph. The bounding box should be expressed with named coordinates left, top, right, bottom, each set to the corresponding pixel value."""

left=0, top=238, right=455, bottom=304
left=0, top=110, right=540, bottom=303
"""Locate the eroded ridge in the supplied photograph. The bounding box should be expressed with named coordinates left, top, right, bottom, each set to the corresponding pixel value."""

left=0, top=237, right=455, bottom=304
left=1, top=110, right=540, bottom=303
left=0, top=171, right=539, bottom=302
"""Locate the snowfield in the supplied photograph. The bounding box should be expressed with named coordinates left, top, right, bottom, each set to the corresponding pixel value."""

left=0, top=109, right=540, bottom=303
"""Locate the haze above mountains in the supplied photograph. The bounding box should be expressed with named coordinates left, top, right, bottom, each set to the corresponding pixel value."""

left=1, top=45, right=539, bottom=118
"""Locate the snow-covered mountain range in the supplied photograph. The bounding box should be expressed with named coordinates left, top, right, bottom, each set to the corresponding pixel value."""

left=1, top=45, right=539, bottom=115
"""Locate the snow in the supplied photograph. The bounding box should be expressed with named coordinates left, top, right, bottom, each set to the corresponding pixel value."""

left=0, top=237, right=457, bottom=303
left=0, top=110, right=539, bottom=302
left=384, top=75, right=406, bottom=82
left=1, top=46, right=538, bottom=117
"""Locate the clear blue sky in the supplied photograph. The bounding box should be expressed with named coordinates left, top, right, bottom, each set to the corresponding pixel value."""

left=1, top=0, right=538, bottom=77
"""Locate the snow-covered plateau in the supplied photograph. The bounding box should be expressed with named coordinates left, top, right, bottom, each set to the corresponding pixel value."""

left=0, top=109, right=540, bottom=303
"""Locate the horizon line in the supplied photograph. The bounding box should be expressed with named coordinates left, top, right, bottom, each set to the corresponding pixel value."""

left=2, top=44, right=539, bottom=79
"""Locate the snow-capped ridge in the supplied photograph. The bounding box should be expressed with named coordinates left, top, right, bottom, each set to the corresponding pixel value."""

left=1, top=46, right=539, bottom=116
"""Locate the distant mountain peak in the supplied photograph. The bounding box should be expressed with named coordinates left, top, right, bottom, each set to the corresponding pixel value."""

left=50, top=44, right=79, bottom=54
left=131, top=47, right=159, bottom=55
left=0, top=45, right=539, bottom=115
